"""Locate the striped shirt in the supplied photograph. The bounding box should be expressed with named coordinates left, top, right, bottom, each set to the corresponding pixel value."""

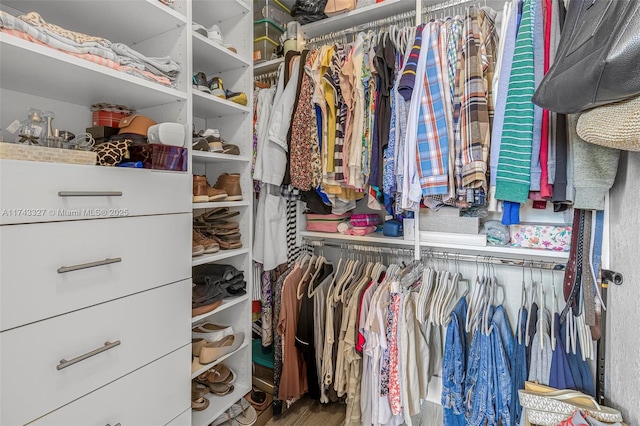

left=495, top=0, right=535, bottom=203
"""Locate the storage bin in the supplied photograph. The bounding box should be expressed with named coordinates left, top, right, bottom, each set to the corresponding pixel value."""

left=253, top=36, right=280, bottom=62
left=254, top=18, right=285, bottom=40
left=254, top=0, right=291, bottom=28
left=510, top=224, right=572, bottom=252
left=128, top=143, right=187, bottom=171
left=92, top=110, right=129, bottom=127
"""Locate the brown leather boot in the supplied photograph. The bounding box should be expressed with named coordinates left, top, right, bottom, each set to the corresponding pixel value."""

left=193, top=175, right=209, bottom=203
left=214, top=173, right=242, bottom=201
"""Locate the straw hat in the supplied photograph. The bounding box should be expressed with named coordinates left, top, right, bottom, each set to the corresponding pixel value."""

left=577, top=95, right=640, bottom=151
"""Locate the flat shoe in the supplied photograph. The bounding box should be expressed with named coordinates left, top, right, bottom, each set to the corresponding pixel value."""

left=192, top=322, right=234, bottom=342
left=199, top=332, right=244, bottom=364
left=192, top=298, right=223, bottom=318
left=192, top=338, right=207, bottom=357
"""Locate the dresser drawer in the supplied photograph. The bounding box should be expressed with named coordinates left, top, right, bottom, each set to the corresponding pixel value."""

left=0, top=159, right=191, bottom=225
left=0, top=214, right=191, bottom=331
left=29, top=345, right=190, bottom=426
left=166, top=409, right=191, bottom=426
left=0, top=280, right=190, bottom=426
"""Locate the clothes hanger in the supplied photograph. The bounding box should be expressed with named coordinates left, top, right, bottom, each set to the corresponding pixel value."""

left=539, top=275, right=546, bottom=350
left=466, top=257, right=483, bottom=332
left=307, top=255, right=328, bottom=298
left=297, top=253, right=317, bottom=299
left=525, top=263, right=538, bottom=347
left=517, top=261, right=527, bottom=345
left=551, top=269, right=558, bottom=351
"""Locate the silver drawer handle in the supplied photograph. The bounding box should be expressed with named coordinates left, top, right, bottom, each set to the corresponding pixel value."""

left=57, top=340, right=121, bottom=371
left=106, top=423, right=121, bottom=426
left=58, top=191, right=123, bottom=197
left=57, top=257, right=122, bottom=274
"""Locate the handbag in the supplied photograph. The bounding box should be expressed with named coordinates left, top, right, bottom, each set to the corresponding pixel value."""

left=324, top=0, right=356, bottom=16
left=531, top=0, right=640, bottom=114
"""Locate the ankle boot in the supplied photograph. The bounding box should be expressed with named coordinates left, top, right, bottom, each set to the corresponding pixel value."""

left=193, top=175, right=209, bottom=203
left=214, top=173, right=242, bottom=201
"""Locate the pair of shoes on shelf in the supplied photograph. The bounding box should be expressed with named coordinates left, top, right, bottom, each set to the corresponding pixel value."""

left=193, top=173, right=243, bottom=203
left=193, top=229, right=219, bottom=254
left=191, top=382, right=210, bottom=411
left=192, top=130, right=240, bottom=155
left=194, top=363, right=237, bottom=398
left=211, top=398, right=257, bottom=426
left=192, top=22, right=224, bottom=45
left=191, top=73, right=225, bottom=98
left=192, top=22, right=237, bottom=52
left=192, top=332, right=245, bottom=370
left=246, top=387, right=270, bottom=412
left=191, top=73, right=248, bottom=106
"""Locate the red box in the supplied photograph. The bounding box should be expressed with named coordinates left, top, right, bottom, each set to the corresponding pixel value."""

left=92, top=111, right=130, bottom=127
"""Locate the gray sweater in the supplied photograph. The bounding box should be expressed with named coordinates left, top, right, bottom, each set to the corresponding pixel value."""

left=570, top=114, right=620, bottom=210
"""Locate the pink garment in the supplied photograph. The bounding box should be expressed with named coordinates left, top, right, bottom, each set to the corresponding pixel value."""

left=539, top=0, right=553, bottom=199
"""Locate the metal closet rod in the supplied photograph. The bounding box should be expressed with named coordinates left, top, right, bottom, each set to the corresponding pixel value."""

left=305, top=10, right=416, bottom=46
left=422, top=0, right=484, bottom=15
left=303, top=239, right=566, bottom=271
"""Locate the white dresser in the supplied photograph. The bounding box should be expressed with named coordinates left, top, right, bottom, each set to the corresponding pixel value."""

left=0, top=161, right=193, bottom=426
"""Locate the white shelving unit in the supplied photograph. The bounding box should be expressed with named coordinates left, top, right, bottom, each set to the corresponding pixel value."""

left=0, top=0, right=253, bottom=424
left=0, top=1, right=192, bottom=425
left=190, top=0, right=254, bottom=424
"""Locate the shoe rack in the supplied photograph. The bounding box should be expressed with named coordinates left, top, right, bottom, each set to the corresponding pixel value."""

left=189, top=1, right=254, bottom=426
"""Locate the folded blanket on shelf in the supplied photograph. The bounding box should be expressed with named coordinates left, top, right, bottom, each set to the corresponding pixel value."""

left=19, top=11, right=111, bottom=47
left=112, top=43, right=180, bottom=82
left=1, top=27, right=171, bottom=86
left=1, top=10, right=179, bottom=87
left=0, top=10, right=118, bottom=61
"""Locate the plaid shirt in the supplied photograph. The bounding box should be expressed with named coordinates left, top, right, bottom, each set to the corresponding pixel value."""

left=416, top=22, right=450, bottom=196
left=459, top=7, right=492, bottom=191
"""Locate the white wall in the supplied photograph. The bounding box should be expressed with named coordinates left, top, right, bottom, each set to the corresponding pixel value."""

left=607, top=151, right=640, bottom=424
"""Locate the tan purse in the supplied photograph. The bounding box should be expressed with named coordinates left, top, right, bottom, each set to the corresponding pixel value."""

left=324, top=0, right=356, bottom=16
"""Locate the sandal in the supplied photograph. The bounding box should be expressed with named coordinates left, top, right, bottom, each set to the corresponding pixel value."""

left=234, top=398, right=257, bottom=425
left=209, top=382, right=235, bottom=396
left=207, top=364, right=231, bottom=383
left=191, top=396, right=210, bottom=411
left=191, top=381, right=209, bottom=399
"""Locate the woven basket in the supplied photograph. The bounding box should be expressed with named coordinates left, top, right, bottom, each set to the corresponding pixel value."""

left=576, top=95, right=640, bottom=151
left=0, top=142, right=96, bottom=165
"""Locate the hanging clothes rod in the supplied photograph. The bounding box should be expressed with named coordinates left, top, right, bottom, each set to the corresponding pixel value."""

left=305, top=10, right=416, bottom=46
left=422, top=0, right=484, bottom=15
left=303, top=238, right=566, bottom=271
